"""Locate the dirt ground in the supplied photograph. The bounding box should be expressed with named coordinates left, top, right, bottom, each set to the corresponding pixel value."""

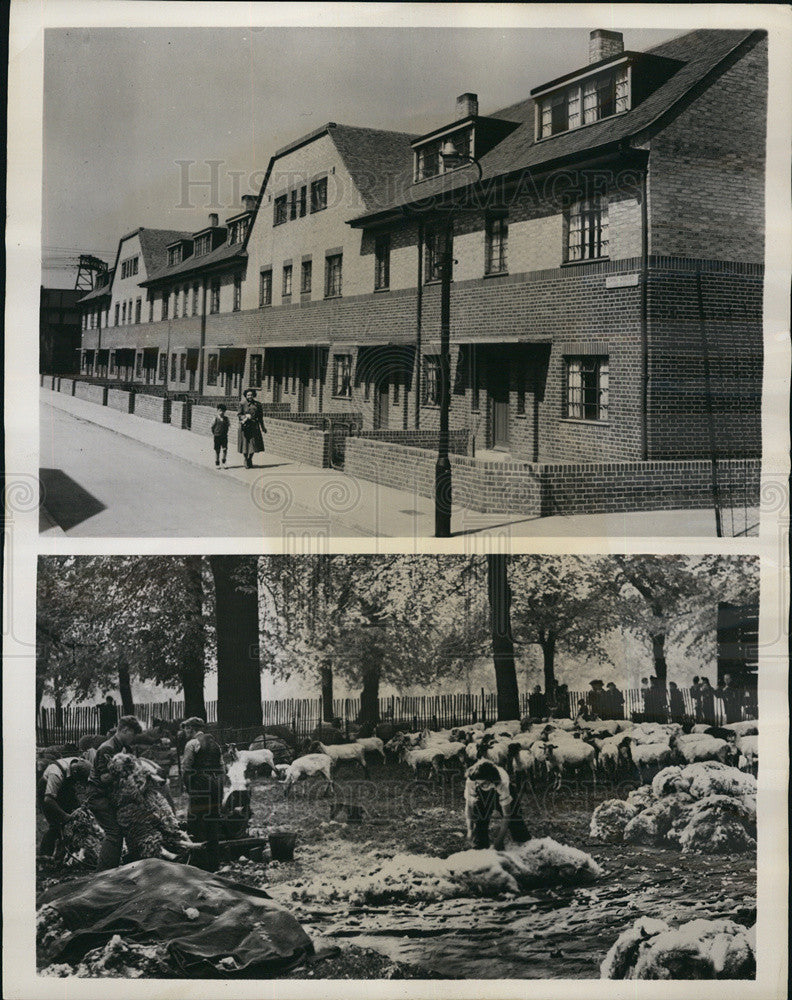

left=36, top=759, right=757, bottom=979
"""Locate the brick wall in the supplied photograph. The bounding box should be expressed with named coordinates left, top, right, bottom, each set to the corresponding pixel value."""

left=260, top=416, right=330, bottom=468
left=134, top=393, right=170, bottom=423
left=74, top=381, right=107, bottom=405
left=59, top=378, right=75, bottom=395
left=649, top=33, right=767, bottom=262
left=107, top=388, right=133, bottom=413
left=356, top=428, right=471, bottom=455
left=170, top=400, right=189, bottom=429
left=189, top=404, right=224, bottom=439
left=343, top=436, right=759, bottom=517
left=646, top=266, right=763, bottom=459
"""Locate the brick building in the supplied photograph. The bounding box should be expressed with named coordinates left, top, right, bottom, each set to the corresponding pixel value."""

left=71, top=28, right=766, bottom=515
left=40, top=287, right=82, bottom=374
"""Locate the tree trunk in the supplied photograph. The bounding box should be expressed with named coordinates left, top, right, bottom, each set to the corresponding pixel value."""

left=651, top=632, right=668, bottom=682
left=541, top=633, right=557, bottom=695
left=118, top=661, right=134, bottom=714
left=180, top=556, right=206, bottom=719
left=487, top=554, right=521, bottom=721
left=320, top=662, right=334, bottom=721
left=359, top=663, right=381, bottom=727
left=210, top=555, right=263, bottom=729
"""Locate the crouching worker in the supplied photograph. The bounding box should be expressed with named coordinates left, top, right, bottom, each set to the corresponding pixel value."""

left=85, top=715, right=143, bottom=871
left=38, top=757, right=92, bottom=857
left=181, top=718, right=225, bottom=871
left=464, top=760, right=531, bottom=850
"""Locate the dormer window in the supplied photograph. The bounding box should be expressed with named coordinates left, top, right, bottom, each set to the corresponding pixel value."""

left=414, top=127, right=473, bottom=182
left=194, top=233, right=212, bottom=256
left=228, top=218, right=249, bottom=245
left=536, top=63, right=629, bottom=140
left=167, top=246, right=181, bottom=266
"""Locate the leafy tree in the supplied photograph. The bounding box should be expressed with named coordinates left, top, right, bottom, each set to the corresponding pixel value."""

left=487, top=554, right=520, bottom=720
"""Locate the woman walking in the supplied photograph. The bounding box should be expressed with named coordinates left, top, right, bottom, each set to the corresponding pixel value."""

left=237, top=388, right=266, bottom=468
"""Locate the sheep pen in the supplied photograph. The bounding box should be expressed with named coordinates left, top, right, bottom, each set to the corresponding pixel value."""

left=36, top=749, right=756, bottom=980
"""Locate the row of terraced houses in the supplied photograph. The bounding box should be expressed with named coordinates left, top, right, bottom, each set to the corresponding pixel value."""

left=68, top=28, right=766, bottom=516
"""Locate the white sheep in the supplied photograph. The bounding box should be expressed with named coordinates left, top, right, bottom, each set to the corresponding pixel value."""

left=401, top=740, right=466, bottom=778
left=596, top=733, right=633, bottom=778
left=735, top=734, right=758, bottom=773
left=354, top=737, right=386, bottom=763
left=279, top=753, right=334, bottom=796
left=311, top=741, right=369, bottom=775
left=630, top=741, right=673, bottom=782
left=536, top=739, right=597, bottom=788
left=226, top=746, right=276, bottom=777
left=671, top=734, right=732, bottom=766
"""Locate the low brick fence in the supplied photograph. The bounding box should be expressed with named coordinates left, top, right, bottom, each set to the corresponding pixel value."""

left=188, top=404, right=224, bottom=439
left=107, top=388, right=134, bottom=413
left=343, top=438, right=760, bottom=517
left=263, top=416, right=330, bottom=468
left=74, top=381, right=107, bottom=406
left=356, top=428, right=471, bottom=455
left=170, top=400, right=190, bottom=429
left=134, top=393, right=170, bottom=423
left=58, top=378, right=75, bottom=395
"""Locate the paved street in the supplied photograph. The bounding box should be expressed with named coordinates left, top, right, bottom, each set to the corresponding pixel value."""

left=39, top=389, right=758, bottom=538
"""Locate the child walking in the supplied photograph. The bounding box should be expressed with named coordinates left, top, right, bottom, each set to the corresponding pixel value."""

left=211, top=404, right=229, bottom=468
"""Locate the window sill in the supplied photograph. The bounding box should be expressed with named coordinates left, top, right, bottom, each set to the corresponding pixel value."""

left=561, top=257, right=610, bottom=267
left=324, top=294, right=342, bottom=300
left=560, top=418, right=611, bottom=427
left=484, top=270, right=509, bottom=279
left=374, top=285, right=390, bottom=293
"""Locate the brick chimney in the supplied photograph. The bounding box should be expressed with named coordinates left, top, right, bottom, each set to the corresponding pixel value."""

left=589, top=29, right=624, bottom=64
left=456, top=92, right=479, bottom=119
left=241, top=194, right=257, bottom=213
left=209, top=212, right=219, bottom=227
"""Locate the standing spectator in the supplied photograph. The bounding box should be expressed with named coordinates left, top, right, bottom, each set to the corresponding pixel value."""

left=649, top=676, right=669, bottom=722
left=85, top=715, right=143, bottom=871
left=237, top=388, right=267, bottom=469
left=587, top=680, right=606, bottom=719
left=640, top=678, right=651, bottom=720
left=699, top=677, right=716, bottom=725
left=606, top=682, right=625, bottom=720
left=181, top=718, right=225, bottom=872
left=668, top=682, right=686, bottom=724
left=689, top=676, right=703, bottom=723
left=575, top=699, right=592, bottom=723
left=716, top=673, right=744, bottom=724
left=553, top=684, right=571, bottom=719
left=98, top=695, right=118, bottom=735
left=211, top=403, right=230, bottom=469
left=37, top=757, right=92, bottom=857
left=527, top=684, right=546, bottom=719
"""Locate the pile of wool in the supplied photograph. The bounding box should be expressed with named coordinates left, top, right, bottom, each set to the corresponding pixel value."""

left=41, top=935, right=171, bottom=978
left=57, top=806, right=104, bottom=868
left=289, top=838, right=603, bottom=905
left=37, top=906, right=71, bottom=967
left=601, top=916, right=756, bottom=979
left=590, top=762, right=756, bottom=853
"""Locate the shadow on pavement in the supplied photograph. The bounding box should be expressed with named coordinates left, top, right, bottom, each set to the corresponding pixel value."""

left=39, top=469, right=106, bottom=531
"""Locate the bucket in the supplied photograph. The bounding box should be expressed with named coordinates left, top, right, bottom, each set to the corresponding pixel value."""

left=268, top=831, right=297, bottom=862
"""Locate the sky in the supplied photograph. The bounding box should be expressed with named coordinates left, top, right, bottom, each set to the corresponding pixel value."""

left=41, top=25, right=682, bottom=288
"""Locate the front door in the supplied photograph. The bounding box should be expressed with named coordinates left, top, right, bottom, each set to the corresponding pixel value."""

left=272, top=357, right=282, bottom=403
left=374, top=376, right=390, bottom=429
left=297, top=368, right=309, bottom=411
left=491, top=383, right=510, bottom=450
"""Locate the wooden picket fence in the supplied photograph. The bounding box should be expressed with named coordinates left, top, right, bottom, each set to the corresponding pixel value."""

left=36, top=685, right=757, bottom=747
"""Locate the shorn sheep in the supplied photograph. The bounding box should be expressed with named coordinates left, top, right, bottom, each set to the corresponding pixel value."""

left=277, top=753, right=335, bottom=796
left=309, top=741, right=369, bottom=777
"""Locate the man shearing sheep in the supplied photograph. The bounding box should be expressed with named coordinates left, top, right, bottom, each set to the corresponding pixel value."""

left=464, top=759, right=531, bottom=849
left=37, top=756, right=92, bottom=857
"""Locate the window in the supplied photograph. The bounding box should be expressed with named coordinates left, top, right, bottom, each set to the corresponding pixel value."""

left=135, top=298, right=142, bottom=324
left=168, top=246, right=181, bottom=266
left=565, top=356, right=609, bottom=421
left=299, top=186, right=307, bottom=217
left=162, top=291, right=169, bottom=320
left=310, top=177, right=327, bottom=213
left=128, top=300, right=133, bottom=324
left=290, top=190, right=298, bottom=221
left=206, top=354, right=218, bottom=385
left=179, top=353, right=186, bottom=383
left=364, top=377, right=371, bottom=402
left=393, top=377, right=400, bottom=405
left=122, top=302, right=127, bottom=324
left=485, top=215, right=508, bottom=274
left=233, top=275, right=242, bottom=311
left=229, top=218, right=248, bottom=244
left=135, top=353, right=143, bottom=377
left=192, top=284, right=199, bottom=315
left=259, top=269, right=272, bottom=307
left=109, top=351, right=117, bottom=375
left=114, top=303, right=120, bottom=325
left=333, top=353, right=352, bottom=397
left=539, top=65, right=628, bottom=139
left=120, top=255, right=140, bottom=279
left=414, top=128, right=472, bottom=180
left=374, top=234, right=390, bottom=289
left=424, top=228, right=450, bottom=282
left=158, top=354, right=167, bottom=381
left=301, top=260, right=312, bottom=294
left=194, top=233, right=212, bottom=255
left=566, top=197, right=609, bottom=261
left=249, top=353, right=262, bottom=388
left=170, top=352, right=177, bottom=381
left=423, top=355, right=440, bottom=405
left=148, top=295, right=154, bottom=323
left=172, top=288, right=179, bottom=319
left=210, top=279, right=220, bottom=313
left=282, top=264, right=293, bottom=297
left=274, top=195, right=287, bottom=225
left=325, top=254, right=342, bottom=297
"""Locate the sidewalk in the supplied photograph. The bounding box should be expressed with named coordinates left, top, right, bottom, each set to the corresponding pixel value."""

left=40, top=388, right=757, bottom=538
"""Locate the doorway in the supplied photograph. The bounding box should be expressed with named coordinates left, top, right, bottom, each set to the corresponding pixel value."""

left=491, top=382, right=510, bottom=450
left=374, top=376, right=390, bottom=429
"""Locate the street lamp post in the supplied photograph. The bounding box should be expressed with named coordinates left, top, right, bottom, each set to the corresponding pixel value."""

left=435, top=143, right=483, bottom=538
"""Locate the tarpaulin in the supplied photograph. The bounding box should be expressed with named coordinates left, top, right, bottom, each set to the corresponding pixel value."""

left=39, top=858, right=313, bottom=977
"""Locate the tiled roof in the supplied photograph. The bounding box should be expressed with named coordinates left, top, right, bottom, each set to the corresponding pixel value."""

left=142, top=239, right=246, bottom=285
left=136, top=228, right=193, bottom=274
left=327, top=124, right=417, bottom=214
left=350, top=29, right=761, bottom=224
left=78, top=269, right=114, bottom=303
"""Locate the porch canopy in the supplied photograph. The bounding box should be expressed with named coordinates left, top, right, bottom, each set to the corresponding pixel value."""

left=452, top=339, right=551, bottom=394
left=355, top=341, right=416, bottom=389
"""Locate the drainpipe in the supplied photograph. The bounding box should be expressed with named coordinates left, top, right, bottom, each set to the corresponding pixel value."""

left=640, top=166, right=649, bottom=462
left=415, top=222, right=423, bottom=429
left=198, top=275, right=208, bottom=396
